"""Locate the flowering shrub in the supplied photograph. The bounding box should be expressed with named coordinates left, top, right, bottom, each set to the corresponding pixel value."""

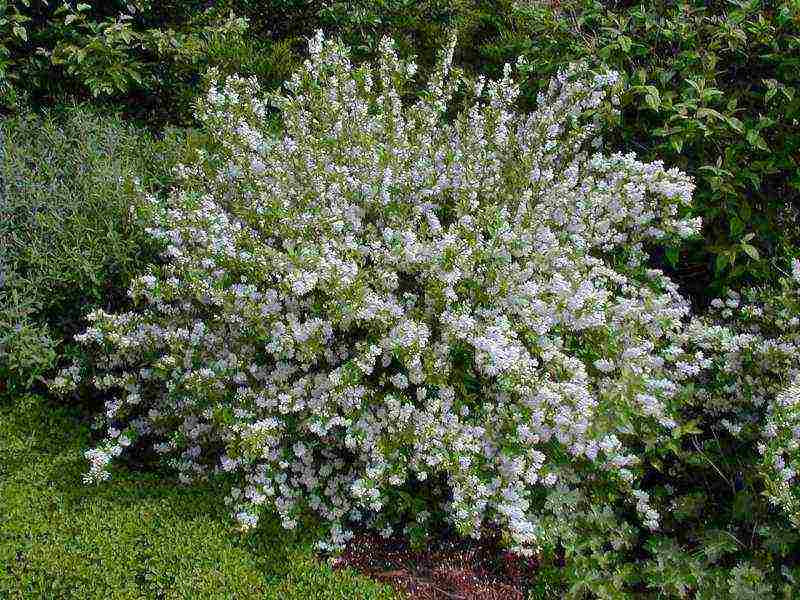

left=53, top=30, right=723, bottom=557
left=684, top=258, right=800, bottom=530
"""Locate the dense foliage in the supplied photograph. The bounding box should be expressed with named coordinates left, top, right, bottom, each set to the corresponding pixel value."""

left=0, top=394, right=399, bottom=599
left=3, top=1, right=800, bottom=597
left=0, top=0, right=295, bottom=125
left=50, top=34, right=800, bottom=597
left=0, top=107, right=186, bottom=393
left=459, top=0, right=800, bottom=297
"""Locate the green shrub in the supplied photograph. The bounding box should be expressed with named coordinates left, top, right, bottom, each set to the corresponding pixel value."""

left=0, top=290, right=57, bottom=395
left=0, top=105, right=188, bottom=394
left=1, top=1, right=459, bottom=125
left=1, top=1, right=300, bottom=126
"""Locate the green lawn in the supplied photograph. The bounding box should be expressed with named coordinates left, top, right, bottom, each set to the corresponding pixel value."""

left=0, top=395, right=400, bottom=599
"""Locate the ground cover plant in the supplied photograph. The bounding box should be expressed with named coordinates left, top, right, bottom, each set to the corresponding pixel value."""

left=48, top=31, right=800, bottom=597
left=0, top=394, right=400, bottom=599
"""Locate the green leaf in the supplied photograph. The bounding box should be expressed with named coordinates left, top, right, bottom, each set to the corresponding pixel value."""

left=686, top=78, right=702, bottom=93
left=741, top=243, right=759, bottom=260
left=12, top=26, right=27, bottom=42
left=665, top=246, right=679, bottom=267
left=746, top=129, right=769, bottom=151
left=639, top=85, right=661, bottom=111
left=715, top=253, right=729, bottom=274
left=696, top=107, right=724, bottom=121
left=739, top=203, right=752, bottom=222
left=677, top=419, right=703, bottom=437
left=730, top=217, right=744, bottom=238
left=725, top=116, right=743, bottom=132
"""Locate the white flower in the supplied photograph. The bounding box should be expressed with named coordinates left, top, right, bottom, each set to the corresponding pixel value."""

left=289, top=270, right=318, bottom=296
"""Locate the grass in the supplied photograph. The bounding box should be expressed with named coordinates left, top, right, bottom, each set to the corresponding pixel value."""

left=0, top=394, right=402, bottom=599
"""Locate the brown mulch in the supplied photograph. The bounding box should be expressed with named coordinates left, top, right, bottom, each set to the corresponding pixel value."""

left=331, top=528, right=540, bottom=600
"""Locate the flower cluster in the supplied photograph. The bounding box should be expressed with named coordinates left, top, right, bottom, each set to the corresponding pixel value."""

left=762, top=376, right=800, bottom=526
left=682, top=258, right=800, bottom=528
left=53, top=31, right=717, bottom=555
